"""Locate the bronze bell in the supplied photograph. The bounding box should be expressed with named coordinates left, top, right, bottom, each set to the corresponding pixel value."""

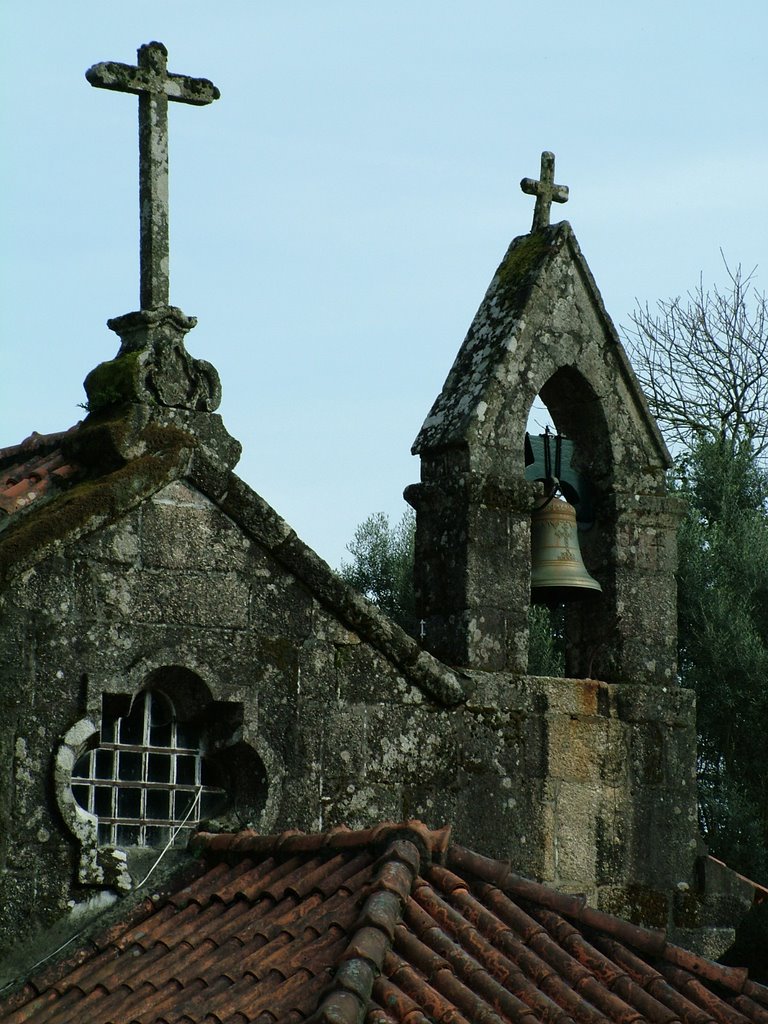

left=531, top=495, right=602, bottom=605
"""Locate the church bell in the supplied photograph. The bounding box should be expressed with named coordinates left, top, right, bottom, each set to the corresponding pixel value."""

left=530, top=495, right=602, bottom=605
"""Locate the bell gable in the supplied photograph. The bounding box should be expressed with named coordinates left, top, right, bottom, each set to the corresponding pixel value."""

left=407, top=192, right=681, bottom=685
left=414, top=221, right=669, bottom=477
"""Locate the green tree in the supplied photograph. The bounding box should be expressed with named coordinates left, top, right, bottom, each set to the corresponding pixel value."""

left=676, top=436, right=768, bottom=881
left=338, top=509, right=416, bottom=635
left=626, top=266, right=768, bottom=887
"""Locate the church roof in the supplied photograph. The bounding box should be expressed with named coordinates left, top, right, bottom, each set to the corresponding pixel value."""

left=1, top=821, right=766, bottom=1024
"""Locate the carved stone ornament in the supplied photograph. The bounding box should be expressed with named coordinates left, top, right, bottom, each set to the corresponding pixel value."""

left=84, top=306, right=222, bottom=413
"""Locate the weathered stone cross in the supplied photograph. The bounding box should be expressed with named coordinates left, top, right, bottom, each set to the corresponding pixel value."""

left=86, top=42, right=220, bottom=310
left=520, top=151, right=569, bottom=232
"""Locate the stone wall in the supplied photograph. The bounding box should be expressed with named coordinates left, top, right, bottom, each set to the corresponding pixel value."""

left=0, top=477, right=702, bottom=956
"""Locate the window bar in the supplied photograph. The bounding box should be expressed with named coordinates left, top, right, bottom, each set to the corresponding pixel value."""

left=71, top=690, right=226, bottom=849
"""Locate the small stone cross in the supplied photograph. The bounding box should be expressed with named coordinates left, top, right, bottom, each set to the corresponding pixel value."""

left=86, top=42, right=220, bottom=310
left=520, top=151, right=568, bottom=232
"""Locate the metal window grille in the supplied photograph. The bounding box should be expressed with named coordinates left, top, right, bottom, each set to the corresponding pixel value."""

left=72, top=690, right=226, bottom=848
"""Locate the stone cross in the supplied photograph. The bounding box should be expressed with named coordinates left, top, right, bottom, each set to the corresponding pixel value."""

left=520, top=151, right=569, bottom=232
left=86, top=42, right=220, bottom=310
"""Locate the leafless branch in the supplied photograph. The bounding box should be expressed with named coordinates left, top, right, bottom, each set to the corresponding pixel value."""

left=623, top=259, right=768, bottom=462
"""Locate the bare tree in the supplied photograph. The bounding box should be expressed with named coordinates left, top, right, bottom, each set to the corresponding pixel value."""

left=624, top=261, right=768, bottom=462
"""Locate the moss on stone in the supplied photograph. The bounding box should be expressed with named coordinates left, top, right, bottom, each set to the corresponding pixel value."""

left=493, top=229, right=556, bottom=312
left=260, top=637, right=298, bottom=674
left=0, top=455, right=174, bottom=585
left=673, top=888, right=707, bottom=928
left=333, top=645, right=352, bottom=673
left=83, top=351, right=144, bottom=412
left=0, top=416, right=196, bottom=587
left=601, top=883, right=670, bottom=929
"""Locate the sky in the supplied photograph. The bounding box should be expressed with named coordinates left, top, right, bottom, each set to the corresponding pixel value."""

left=2, top=2, right=767, bottom=569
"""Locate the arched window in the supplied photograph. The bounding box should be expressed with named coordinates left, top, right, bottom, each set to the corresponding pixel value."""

left=71, top=689, right=226, bottom=848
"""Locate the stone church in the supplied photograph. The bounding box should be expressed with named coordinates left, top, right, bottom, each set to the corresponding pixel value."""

left=0, top=41, right=763, bottom=1022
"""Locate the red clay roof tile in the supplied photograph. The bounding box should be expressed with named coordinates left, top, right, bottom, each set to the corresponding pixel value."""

left=169, top=860, right=253, bottom=909
left=657, top=964, right=752, bottom=1024
left=0, top=429, right=82, bottom=519
left=402, top=897, right=569, bottom=1024
left=2, top=821, right=766, bottom=1024
left=311, top=838, right=423, bottom=1023
left=664, top=945, right=749, bottom=993
left=732, top=996, right=768, bottom=1024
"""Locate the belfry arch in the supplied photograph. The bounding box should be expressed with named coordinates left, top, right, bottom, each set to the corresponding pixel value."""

left=524, top=369, right=614, bottom=678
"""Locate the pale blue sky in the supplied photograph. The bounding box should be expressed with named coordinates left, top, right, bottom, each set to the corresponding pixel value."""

left=2, top=2, right=767, bottom=567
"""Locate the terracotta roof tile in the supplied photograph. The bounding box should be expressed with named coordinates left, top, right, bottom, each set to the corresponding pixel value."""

left=657, top=964, right=753, bottom=1024
left=664, top=945, right=749, bottom=993
left=311, top=839, right=423, bottom=1023
left=0, top=428, right=82, bottom=519
left=216, top=856, right=317, bottom=905
left=192, top=822, right=451, bottom=862
left=732, top=996, right=768, bottom=1024
left=2, top=821, right=766, bottom=1024
left=402, top=890, right=576, bottom=1024
left=168, top=859, right=254, bottom=909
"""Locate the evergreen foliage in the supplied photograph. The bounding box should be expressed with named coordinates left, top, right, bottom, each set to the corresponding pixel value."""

left=676, top=437, right=768, bottom=883
left=338, top=510, right=416, bottom=635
